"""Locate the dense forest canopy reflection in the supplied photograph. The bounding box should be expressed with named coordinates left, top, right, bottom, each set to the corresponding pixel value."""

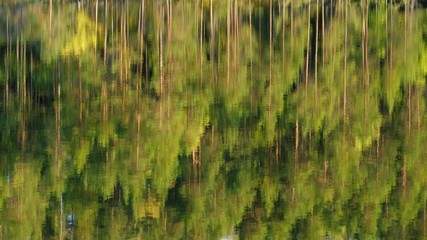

left=0, top=0, right=426, bottom=239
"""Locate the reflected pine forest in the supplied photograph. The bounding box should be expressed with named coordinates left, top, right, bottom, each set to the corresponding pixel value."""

left=0, top=0, right=427, bottom=239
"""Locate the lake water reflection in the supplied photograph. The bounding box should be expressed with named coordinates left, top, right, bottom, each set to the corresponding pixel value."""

left=0, top=1, right=426, bottom=239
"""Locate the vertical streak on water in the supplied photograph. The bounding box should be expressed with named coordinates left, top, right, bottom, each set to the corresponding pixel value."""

left=49, top=0, right=52, bottom=30
left=226, top=0, right=230, bottom=89
left=16, top=35, right=19, bottom=95
left=405, top=1, right=411, bottom=134
left=23, top=35, right=26, bottom=111
left=249, top=0, right=253, bottom=110
left=5, top=13, right=9, bottom=108
left=126, top=0, right=130, bottom=83
left=200, top=0, right=204, bottom=84
left=159, top=2, right=164, bottom=97
left=139, top=3, right=144, bottom=90
left=344, top=1, right=348, bottom=123
left=119, top=3, right=123, bottom=84
left=235, top=1, right=239, bottom=84
left=269, top=0, right=273, bottom=117
left=282, top=0, right=285, bottom=75
left=315, top=0, right=319, bottom=103
left=96, top=0, right=99, bottom=53
left=60, top=194, right=63, bottom=240
left=305, top=1, right=311, bottom=108
left=167, top=0, right=171, bottom=120
left=322, top=0, right=325, bottom=68
left=366, top=1, right=370, bottom=86
left=210, top=0, right=214, bottom=84
left=104, top=0, right=108, bottom=65
left=159, top=2, right=164, bottom=129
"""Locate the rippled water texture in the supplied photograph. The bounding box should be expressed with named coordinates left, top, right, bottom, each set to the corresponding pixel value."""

left=0, top=0, right=427, bottom=239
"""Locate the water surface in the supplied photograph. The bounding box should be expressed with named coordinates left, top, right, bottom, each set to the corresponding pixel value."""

left=0, top=1, right=427, bottom=239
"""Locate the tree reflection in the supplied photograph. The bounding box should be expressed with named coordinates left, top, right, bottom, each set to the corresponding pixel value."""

left=0, top=1, right=426, bottom=239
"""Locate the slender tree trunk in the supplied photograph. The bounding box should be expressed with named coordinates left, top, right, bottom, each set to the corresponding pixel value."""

left=136, top=111, right=140, bottom=170
left=362, top=2, right=366, bottom=85
left=50, top=0, right=53, bottom=29
left=344, top=0, right=348, bottom=121
left=269, top=0, right=273, bottom=111
left=20, top=36, right=26, bottom=150
left=234, top=0, right=238, bottom=68
left=119, top=5, right=124, bottom=84
left=322, top=0, right=325, bottom=67
left=200, top=0, right=204, bottom=83
left=137, top=0, right=142, bottom=91
left=386, top=0, right=389, bottom=79
left=79, top=60, right=82, bottom=125
left=408, top=84, right=412, bottom=132
left=125, top=1, right=129, bottom=83
left=315, top=0, right=319, bottom=103
left=16, top=37, right=19, bottom=95
left=55, top=76, right=61, bottom=178
left=104, top=0, right=108, bottom=65
left=96, top=0, right=99, bottom=49
left=159, top=3, right=164, bottom=96
left=365, top=3, right=369, bottom=86
left=5, top=14, right=9, bottom=108
left=390, top=0, right=393, bottom=77
left=291, top=0, right=294, bottom=36
left=226, top=0, right=230, bottom=88
left=282, top=0, right=286, bottom=68
left=295, top=120, right=299, bottom=161
left=23, top=37, right=26, bottom=107
left=249, top=0, right=253, bottom=109
left=59, top=194, right=63, bottom=240
left=210, top=0, right=214, bottom=82
left=305, top=1, right=311, bottom=103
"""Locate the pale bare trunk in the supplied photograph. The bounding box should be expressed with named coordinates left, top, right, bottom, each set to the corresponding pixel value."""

left=226, top=0, right=230, bottom=88
left=159, top=4, right=164, bottom=96
left=315, top=0, right=319, bottom=103
left=104, top=0, right=108, bottom=65
left=344, top=1, right=348, bottom=121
